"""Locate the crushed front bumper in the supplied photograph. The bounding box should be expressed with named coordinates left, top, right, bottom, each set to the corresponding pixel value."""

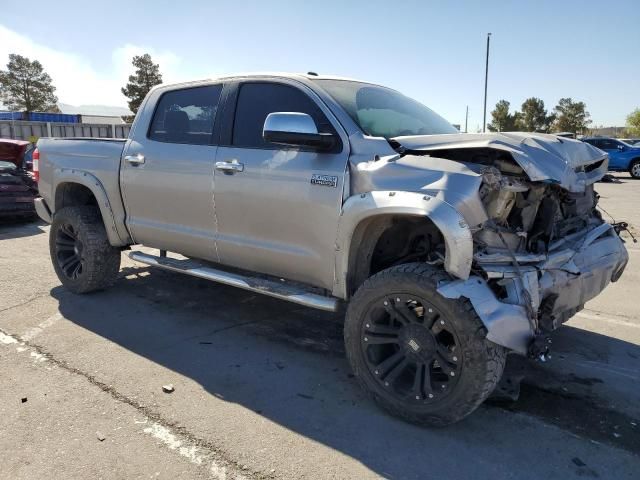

left=437, top=222, right=628, bottom=355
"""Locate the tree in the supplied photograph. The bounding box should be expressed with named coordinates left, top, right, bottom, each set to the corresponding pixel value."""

left=517, top=97, right=553, bottom=132
left=552, top=98, right=591, bottom=134
left=121, top=54, right=163, bottom=114
left=487, top=100, right=519, bottom=132
left=0, top=54, right=59, bottom=112
left=626, top=108, right=640, bottom=137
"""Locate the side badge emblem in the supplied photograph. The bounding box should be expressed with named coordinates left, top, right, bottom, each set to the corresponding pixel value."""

left=311, top=174, right=338, bottom=188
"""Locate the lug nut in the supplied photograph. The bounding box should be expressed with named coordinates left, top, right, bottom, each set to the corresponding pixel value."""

left=415, top=395, right=420, bottom=400
left=364, top=337, right=368, bottom=342
left=440, top=320, right=445, bottom=325
left=450, top=372, right=455, bottom=377
left=452, top=356, right=458, bottom=362
left=428, top=393, right=434, bottom=398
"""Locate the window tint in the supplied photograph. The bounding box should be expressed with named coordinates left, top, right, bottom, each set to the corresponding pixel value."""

left=232, top=82, right=334, bottom=148
left=600, top=139, right=619, bottom=150
left=149, top=85, right=223, bottom=145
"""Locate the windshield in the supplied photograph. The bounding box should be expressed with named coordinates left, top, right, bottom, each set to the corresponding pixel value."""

left=313, top=79, right=459, bottom=139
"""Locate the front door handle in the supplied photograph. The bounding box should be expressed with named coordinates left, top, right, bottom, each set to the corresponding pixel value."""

left=215, top=160, right=244, bottom=174
left=124, top=154, right=145, bottom=165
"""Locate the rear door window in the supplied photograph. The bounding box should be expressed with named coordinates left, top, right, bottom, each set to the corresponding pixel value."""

left=149, top=85, right=223, bottom=145
left=231, top=82, right=335, bottom=148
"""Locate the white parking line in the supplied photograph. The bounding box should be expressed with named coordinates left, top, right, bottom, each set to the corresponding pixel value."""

left=22, top=312, right=62, bottom=341
left=0, top=331, right=18, bottom=344
left=143, top=422, right=248, bottom=480
left=575, top=311, right=640, bottom=329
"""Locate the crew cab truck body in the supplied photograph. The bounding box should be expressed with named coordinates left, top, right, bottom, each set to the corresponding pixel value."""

left=35, top=73, right=628, bottom=426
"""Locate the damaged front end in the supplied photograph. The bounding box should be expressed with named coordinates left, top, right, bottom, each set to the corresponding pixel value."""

left=430, top=141, right=629, bottom=357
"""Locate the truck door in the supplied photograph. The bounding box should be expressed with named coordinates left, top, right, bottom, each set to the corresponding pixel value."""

left=121, top=84, right=224, bottom=260
left=213, top=80, right=349, bottom=290
left=598, top=138, right=625, bottom=170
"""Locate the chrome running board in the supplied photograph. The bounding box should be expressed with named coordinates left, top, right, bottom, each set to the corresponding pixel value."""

left=128, top=251, right=340, bottom=312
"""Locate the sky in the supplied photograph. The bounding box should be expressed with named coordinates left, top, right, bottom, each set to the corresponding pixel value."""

left=2, top=0, right=639, bottom=129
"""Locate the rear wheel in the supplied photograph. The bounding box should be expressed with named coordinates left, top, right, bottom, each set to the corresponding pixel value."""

left=49, top=206, right=121, bottom=293
left=345, top=263, right=506, bottom=426
left=629, top=160, right=640, bottom=179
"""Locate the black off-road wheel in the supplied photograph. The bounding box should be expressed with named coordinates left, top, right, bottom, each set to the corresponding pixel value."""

left=345, top=263, right=506, bottom=427
left=49, top=206, right=121, bottom=294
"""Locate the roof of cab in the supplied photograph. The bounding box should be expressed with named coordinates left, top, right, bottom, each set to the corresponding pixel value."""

left=152, top=72, right=378, bottom=92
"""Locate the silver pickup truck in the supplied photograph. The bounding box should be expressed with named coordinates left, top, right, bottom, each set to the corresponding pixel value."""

left=34, top=73, right=628, bottom=426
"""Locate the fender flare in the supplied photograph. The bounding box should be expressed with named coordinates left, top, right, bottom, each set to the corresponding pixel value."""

left=333, top=190, right=473, bottom=298
left=52, top=168, right=129, bottom=246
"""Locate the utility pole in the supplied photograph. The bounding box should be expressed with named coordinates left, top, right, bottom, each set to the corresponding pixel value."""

left=465, top=105, right=469, bottom=133
left=482, top=33, right=492, bottom=133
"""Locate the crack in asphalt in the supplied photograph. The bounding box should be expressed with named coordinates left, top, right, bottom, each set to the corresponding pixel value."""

left=0, top=293, right=49, bottom=314
left=0, top=326, right=272, bottom=480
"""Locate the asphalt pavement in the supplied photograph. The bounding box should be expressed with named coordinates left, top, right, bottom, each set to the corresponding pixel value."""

left=1, top=174, right=639, bottom=479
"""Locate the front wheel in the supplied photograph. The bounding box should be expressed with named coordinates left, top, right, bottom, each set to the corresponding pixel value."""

left=629, top=160, right=640, bottom=179
left=49, top=206, right=121, bottom=294
left=344, top=263, right=506, bottom=427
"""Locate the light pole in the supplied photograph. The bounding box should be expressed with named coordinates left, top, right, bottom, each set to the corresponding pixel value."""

left=482, top=33, right=492, bottom=133
left=465, top=105, right=469, bottom=133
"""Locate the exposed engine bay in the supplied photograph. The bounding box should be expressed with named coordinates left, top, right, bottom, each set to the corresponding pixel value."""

left=431, top=147, right=628, bottom=357
left=351, top=133, right=630, bottom=356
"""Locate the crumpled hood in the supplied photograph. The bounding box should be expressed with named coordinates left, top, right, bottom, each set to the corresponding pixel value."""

left=393, top=132, right=607, bottom=192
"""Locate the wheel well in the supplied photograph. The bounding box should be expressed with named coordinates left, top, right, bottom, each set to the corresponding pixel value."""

left=55, top=183, right=99, bottom=211
left=346, top=215, right=445, bottom=296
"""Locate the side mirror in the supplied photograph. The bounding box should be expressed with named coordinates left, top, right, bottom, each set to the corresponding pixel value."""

left=263, top=112, right=336, bottom=151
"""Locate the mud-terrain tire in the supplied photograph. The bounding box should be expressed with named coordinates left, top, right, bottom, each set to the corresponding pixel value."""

left=629, top=159, right=640, bottom=179
left=345, top=263, right=506, bottom=427
left=49, top=206, right=121, bottom=294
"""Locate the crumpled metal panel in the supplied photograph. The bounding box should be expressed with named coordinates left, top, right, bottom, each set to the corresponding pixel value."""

left=438, top=223, right=628, bottom=353
left=393, top=132, right=608, bottom=192
left=350, top=155, right=489, bottom=229
left=438, top=276, right=533, bottom=355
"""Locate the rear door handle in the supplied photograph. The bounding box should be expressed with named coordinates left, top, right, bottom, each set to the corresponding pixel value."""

left=215, top=161, right=244, bottom=174
left=124, top=154, right=145, bottom=165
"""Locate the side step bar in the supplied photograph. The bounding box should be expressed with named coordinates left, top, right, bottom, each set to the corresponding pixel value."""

left=128, top=251, right=340, bottom=312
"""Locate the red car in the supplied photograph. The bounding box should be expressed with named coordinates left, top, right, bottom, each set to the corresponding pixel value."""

left=0, top=139, right=37, bottom=219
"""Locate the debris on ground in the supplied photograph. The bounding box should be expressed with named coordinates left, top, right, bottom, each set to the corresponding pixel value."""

left=21, top=397, right=27, bottom=403
left=96, top=431, right=106, bottom=442
left=162, top=384, right=175, bottom=393
left=599, top=174, right=622, bottom=183
left=572, top=457, right=586, bottom=467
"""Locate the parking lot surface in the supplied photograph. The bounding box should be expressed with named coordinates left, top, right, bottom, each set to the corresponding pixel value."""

left=1, top=175, right=639, bottom=479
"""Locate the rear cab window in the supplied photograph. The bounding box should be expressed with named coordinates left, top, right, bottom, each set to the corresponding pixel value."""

left=149, top=85, right=223, bottom=145
left=231, top=82, right=338, bottom=149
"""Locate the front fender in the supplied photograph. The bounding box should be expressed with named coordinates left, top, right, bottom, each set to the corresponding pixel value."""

left=333, top=190, right=473, bottom=298
left=52, top=168, right=130, bottom=246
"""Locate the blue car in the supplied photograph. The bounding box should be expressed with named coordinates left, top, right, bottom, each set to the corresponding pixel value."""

left=582, top=137, right=640, bottom=178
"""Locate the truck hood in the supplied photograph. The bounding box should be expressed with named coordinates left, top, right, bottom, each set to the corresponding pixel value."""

left=392, top=132, right=607, bottom=193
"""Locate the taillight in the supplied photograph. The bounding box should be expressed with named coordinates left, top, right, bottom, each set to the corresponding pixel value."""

left=32, top=148, right=40, bottom=183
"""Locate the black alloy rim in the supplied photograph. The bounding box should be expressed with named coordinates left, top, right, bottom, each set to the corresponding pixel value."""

left=55, top=223, right=84, bottom=280
left=361, top=295, right=461, bottom=403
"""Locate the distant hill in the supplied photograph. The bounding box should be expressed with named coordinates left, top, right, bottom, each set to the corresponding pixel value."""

left=58, top=103, right=133, bottom=117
